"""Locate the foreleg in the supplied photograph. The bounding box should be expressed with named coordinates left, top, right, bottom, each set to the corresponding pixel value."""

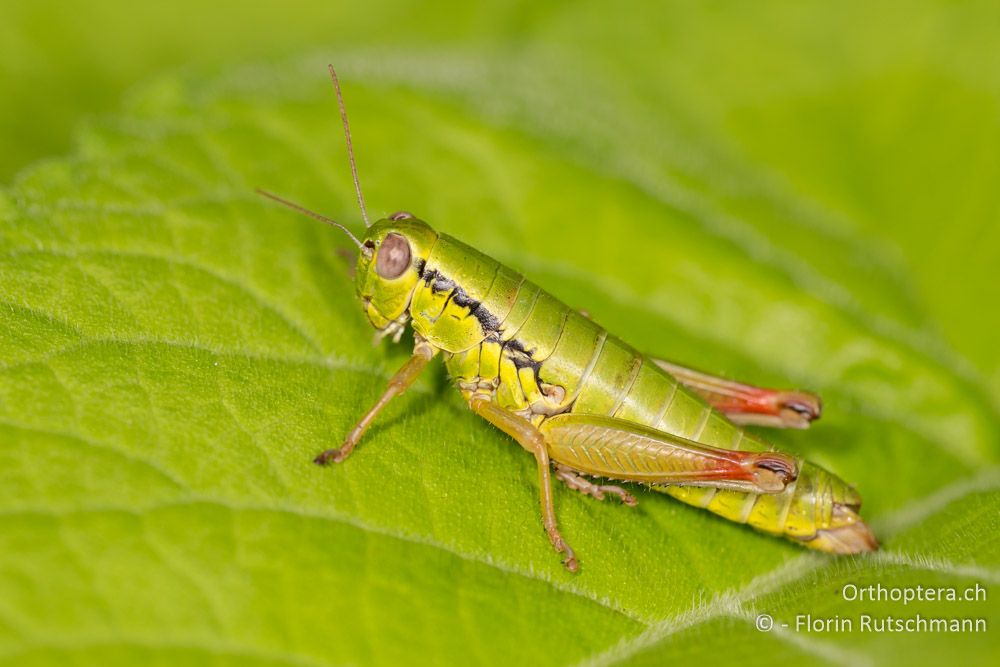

left=315, top=338, right=436, bottom=465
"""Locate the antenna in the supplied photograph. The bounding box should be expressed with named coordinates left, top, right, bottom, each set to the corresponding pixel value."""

left=328, top=65, right=370, bottom=228
left=256, top=188, right=369, bottom=254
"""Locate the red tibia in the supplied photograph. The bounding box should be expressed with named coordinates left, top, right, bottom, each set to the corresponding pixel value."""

left=651, top=359, right=822, bottom=429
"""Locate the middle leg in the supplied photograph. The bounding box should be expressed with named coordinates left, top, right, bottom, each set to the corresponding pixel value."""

left=468, top=394, right=579, bottom=572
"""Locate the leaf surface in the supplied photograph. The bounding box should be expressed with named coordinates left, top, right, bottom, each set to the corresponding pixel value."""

left=2, top=5, right=1000, bottom=665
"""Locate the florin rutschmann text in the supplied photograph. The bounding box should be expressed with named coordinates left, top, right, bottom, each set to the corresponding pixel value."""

left=754, top=582, right=988, bottom=635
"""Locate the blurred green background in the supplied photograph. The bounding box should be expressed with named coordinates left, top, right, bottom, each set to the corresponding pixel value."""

left=3, top=1, right=999, bottom=385
left=1, top=1, right=998, bottom=666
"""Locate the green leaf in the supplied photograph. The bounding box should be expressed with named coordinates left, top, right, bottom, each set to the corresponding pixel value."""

left=3, top=6, right=1000, bottom=666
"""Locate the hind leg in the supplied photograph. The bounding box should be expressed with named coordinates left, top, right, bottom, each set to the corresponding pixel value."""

left=650, top=357, right=821, bottom=429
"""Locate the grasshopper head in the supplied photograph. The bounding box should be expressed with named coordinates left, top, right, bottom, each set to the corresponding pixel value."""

left=356, top=212, right=439, bottom=331
left=260, top=70, right=440, bottom=338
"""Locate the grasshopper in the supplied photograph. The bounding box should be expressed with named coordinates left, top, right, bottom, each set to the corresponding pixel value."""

left=259, top=67, right=877, bottom=572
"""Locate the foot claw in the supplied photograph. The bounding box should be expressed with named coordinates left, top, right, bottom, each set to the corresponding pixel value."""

left=599, top=485, right=637, bottom=506
left=313, top=447, right=348, bottom=465
left=550, top=535, right=578, bottom=572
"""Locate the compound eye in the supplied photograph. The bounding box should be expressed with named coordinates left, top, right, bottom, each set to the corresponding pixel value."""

left=390, top=211, right=415, bottom=221
left=375, top=233, right=411, bottom=279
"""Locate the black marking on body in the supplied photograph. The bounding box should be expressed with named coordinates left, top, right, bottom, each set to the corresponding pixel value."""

left=420, top=268, right=501, bottom=332
left=420, top=267, right=550, bottom=393
left=504, top=338, right=537, bottom=360
left=503, top=338, right=543, bottom=384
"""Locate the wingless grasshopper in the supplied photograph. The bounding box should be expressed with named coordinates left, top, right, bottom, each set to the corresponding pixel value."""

left=259, top=67, right=878, bottom=572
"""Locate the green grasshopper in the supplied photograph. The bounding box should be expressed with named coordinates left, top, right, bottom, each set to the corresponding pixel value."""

left=259, top=67, right=877, bottom=572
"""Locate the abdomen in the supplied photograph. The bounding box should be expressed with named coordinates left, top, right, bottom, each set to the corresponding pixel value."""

left=418, top=243, right=872, bottom=552
left=573, top=338, right=812, bottom=537
left=429, top=258, right=807, bottom=537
